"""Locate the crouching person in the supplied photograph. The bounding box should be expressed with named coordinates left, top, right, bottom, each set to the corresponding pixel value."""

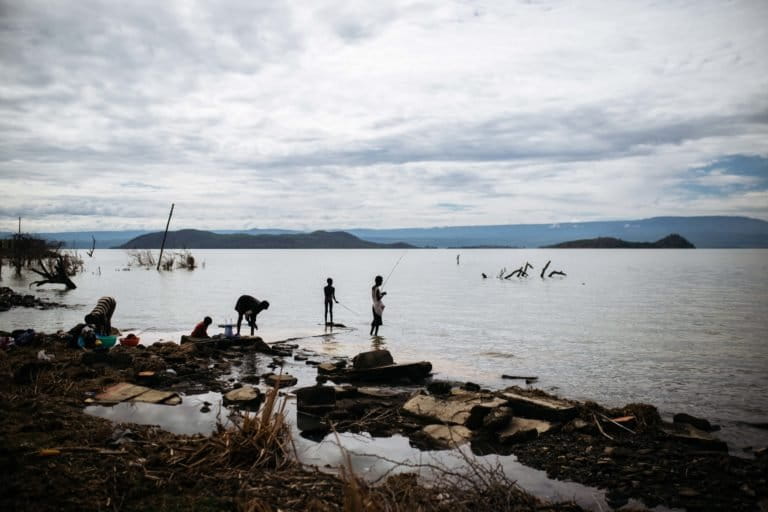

left=85, top=296, right=116, bottom=336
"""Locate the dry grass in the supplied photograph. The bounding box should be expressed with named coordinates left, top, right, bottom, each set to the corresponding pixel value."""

left=334, top=441, right=580, bottom=512
left=168, top=384, right=294, bottom=473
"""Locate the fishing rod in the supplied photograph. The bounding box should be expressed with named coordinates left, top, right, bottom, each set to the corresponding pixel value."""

left=383, top=251, right=407, bottom=286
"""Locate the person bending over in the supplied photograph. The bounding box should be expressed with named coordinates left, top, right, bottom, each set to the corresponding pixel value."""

left=235, top=295, right=270, bottom=336
left=84, top=296, right=116, bottom=336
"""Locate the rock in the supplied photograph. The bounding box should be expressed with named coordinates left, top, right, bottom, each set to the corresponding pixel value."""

left=403, top=394, right=506, bottom=426
left=422, top=424, right=473, bottom=447
left=498, top=417, right=552, bottom=444
left=678, top=487, right=699, bottom=497
left=482, top=406, right=514, bottom=431
left=296, top=385, right=336, bottom=411
left=264, top=373, right=298, bottom=388
left=501, top=389, right=578, bottom=421
left=661, top=423, right=728, bottom=451
left=224, top=386, right=261, bottom=407
left=294, top=354, right=308, bottom=361
left=357, top=387, right=403, bottom=398
left=317, top=362, right=340, bottom=374
left=352, top=349, right=394, bottom=369
left=571, top=418, right=590, bottom=430
left=462, top=382, right=481, bottom=392
left=427, top=380, right=454, bottom=396
left=333, top=385, right=357, bottom=399
left=22, top=295, right=35, bottom=307
left=241, top=374, right=260, bottom=385
left=673, top=412, right=714, bottom=432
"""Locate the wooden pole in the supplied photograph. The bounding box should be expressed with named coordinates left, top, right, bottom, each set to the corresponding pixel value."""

left=18, top=216, right=21, bottom=233
left=156, top=203, right=175, bottom=271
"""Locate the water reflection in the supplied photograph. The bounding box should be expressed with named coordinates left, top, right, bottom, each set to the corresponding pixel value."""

left=85, top=391, right=229, bottom=435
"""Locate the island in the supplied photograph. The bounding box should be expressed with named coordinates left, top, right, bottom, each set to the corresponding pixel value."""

left=543, top=233, right=695, bottom=249
left=118, top=229, right=415, bottom=249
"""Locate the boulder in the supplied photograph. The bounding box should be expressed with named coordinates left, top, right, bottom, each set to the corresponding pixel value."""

left=296, top=385, right=336, bottom=411
left=422, top=424, right=473, bottom=447
left=352, top=349, right=394, bottom=369
left=264, top=373, right=298, bottom=388
left=498, top=417, right=552, bottom=444
left=673, top=412, right=715, bottom=432
left=403, top=394, right=506, bottom=426
left=501, top=389, right=577, bottom=421
left=661, top=423, right=728, bottom=451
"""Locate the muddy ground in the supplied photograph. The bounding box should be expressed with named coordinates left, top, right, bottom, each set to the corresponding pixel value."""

left=0, top=331, right=766, bottom=511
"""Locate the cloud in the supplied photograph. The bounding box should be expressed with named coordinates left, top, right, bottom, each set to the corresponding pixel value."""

left=1, top=0, right=767, bottom=232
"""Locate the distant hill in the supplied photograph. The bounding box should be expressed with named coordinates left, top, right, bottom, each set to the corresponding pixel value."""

left=5, top=215, right=768, bottom=249
left=544, top=234, right=695, bottom=249
left=347, top=216, right=768, bottom=248
left=117, top=229, right=414, bottom=249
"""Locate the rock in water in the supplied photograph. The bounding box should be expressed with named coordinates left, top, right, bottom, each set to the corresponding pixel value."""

left=264, top=373, right=298, bottom=388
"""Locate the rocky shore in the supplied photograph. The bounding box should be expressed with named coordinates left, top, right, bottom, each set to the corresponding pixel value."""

left=0, top=330, right=765, bottom=511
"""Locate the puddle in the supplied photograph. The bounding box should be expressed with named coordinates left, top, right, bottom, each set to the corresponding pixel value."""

left=85, top=391, right=230, bottom=435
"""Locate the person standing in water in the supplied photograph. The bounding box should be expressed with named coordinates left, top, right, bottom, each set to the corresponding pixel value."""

left=370, top=275, right=386, bottom=336
left=324, top=278, right=339, bottom=325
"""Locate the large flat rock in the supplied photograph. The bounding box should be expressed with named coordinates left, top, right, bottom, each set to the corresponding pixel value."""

left=499, top=417, right=552, bottom=443
left=501, top=389, right=577, bottom=421
left=224, top=386, right=262, bottom=409
left=265, top=373, right=298, bottom=388
left=403, top=394, right=506, bottom=426
left=661, top=423, right=728, bottom=451
left=94, top=382, right=181, bottom=405
left=422, top=424, right=473, bottom=447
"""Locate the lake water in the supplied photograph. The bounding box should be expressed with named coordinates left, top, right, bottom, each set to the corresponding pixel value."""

left=2, top=248, right=767, bottom=451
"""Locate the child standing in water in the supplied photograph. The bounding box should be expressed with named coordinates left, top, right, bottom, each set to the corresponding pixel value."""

left=370, top=275, right=386, bottom=336
left=324, top=278, right=339, bottom=325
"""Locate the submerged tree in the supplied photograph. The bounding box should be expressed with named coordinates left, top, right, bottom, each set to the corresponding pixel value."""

left=0, top=233, right=82, bottom=289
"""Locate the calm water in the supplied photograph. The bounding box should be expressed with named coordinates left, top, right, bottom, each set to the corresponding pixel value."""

left=2, top=249, right=767, bottom=450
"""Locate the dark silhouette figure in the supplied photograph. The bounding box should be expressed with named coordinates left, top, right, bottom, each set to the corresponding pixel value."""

left=370, top=275, right=387, bottom=336
left=191, top=316, right=212, bottom=338
left=84, top=296, right=116, bottom=335
left=324, top=278, right=339, bottom=325
left=235, top=295, right=270, bottom=336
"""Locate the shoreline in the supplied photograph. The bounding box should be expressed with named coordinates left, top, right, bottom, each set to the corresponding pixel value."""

left=1, top=329, right=766, bottom=511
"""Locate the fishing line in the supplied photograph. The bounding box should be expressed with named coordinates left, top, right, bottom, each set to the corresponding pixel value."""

left=383, top=251, right=407, bottom=286
left=337, top=301, right=361, bottom=316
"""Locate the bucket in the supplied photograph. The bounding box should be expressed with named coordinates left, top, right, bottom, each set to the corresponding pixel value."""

left=97, top=335, right=117, bottom=348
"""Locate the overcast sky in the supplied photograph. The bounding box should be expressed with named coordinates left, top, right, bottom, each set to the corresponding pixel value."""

left=1, top=0, right=767, bottom=232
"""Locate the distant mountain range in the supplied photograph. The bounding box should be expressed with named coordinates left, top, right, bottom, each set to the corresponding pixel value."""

left=545, top=234, right=695, bottom=249
left=118, top=229, right=414, bottom=249
left=2, top=216, right=767, bottom=249
left=347, top=216, right=768, bottom=248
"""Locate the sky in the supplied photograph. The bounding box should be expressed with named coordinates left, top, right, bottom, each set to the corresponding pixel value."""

left=1, top=0, right=767, bottom=233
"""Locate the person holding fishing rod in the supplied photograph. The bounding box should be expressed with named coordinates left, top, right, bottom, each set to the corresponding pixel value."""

left=324, top=277, right=339, bottom=325
left=370, top=275, right=387, bottom=336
